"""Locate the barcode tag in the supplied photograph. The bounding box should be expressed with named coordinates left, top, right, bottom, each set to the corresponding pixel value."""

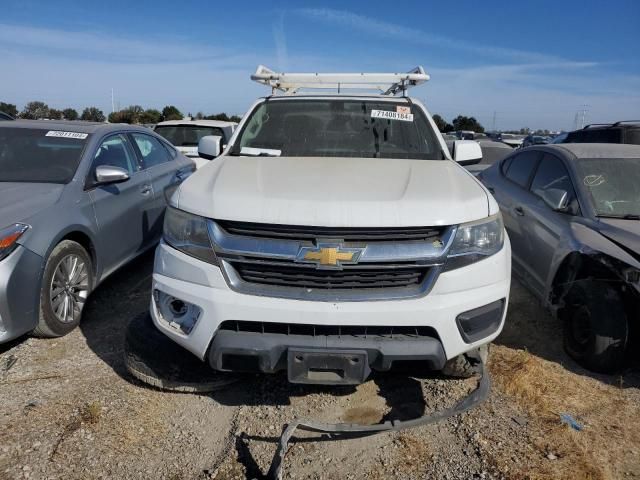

left=371, top=109, right=414, bottom=122
left=45, top=131, right=88, bottom=139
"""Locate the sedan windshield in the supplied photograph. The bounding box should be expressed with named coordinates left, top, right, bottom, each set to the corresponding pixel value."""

left=231, top=99, right=443, bottom=160
left=155, top=125, right=225, bottom=147
left=0, top=128, right=89, bottom=183
left=575, top=157, right=640, bottom=217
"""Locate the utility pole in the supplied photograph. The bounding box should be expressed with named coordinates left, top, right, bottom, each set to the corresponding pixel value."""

left=111, top=88, right=115, bottom=114
left=579, top=104, right=590, bottom=129
left=492, top=111, right=497, bottom=131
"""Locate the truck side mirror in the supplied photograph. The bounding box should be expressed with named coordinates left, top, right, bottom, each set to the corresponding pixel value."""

left=198, top=135, right=222, bottom=160
left=452, top=140, right=482, bottom=166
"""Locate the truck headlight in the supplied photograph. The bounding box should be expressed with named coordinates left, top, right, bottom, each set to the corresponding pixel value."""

left=444, top=214, right=504, bottom=271
left=163, top=207, right=218, bottom=265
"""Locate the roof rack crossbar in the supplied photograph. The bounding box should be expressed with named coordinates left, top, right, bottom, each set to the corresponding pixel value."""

left=250, top=65, right=429, bottom=96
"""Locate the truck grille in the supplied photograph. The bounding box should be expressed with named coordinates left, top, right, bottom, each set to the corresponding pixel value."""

left=212, top=220, right=451, bottom=301
left=219, top=320, right=438, bottom=339
left=231, top=262, right=429, bottom=290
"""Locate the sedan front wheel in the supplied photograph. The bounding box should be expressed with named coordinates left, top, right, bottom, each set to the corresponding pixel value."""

left=34, top=240, right=94, bottom=337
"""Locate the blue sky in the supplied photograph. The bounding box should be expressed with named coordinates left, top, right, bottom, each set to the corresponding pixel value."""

left=2, top=0, right=639, bottom=130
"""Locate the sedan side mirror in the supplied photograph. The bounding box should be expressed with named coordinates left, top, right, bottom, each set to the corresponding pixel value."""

left=452, top=140, right=482, bottom=166
left=198, top=135, right=222, bottom=160
left=541, top=188, right=569, bottom=211
left=95, top=165, right=129, bottom=185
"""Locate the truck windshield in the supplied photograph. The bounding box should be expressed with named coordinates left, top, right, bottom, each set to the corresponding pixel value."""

left=0, top=128, right=89, bottom=183
left=231, top=99, right=443, bottom=160
left=576, top=157, right=640, bottom=217
left=155, top=125, right=225, bottom=147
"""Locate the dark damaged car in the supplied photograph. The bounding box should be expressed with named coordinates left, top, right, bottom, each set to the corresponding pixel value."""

left=479, top=143, right=639, bottom=372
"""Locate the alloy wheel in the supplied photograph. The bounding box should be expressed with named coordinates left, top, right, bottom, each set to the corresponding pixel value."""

left=49, top=254, right=90, bottom=324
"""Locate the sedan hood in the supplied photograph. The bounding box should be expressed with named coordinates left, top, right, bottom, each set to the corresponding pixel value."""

left=597, top=218, right=640, bottom=262
left=175, top=156, right=489, bottom=227
left=0, top=182, right=64, bottom=227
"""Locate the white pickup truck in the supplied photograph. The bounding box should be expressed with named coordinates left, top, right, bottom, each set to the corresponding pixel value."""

left=148, top=66, right=511, bottom=385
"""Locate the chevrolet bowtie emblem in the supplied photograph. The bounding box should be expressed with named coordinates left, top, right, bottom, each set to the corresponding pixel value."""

left=296, top=244, right=363, bottom=269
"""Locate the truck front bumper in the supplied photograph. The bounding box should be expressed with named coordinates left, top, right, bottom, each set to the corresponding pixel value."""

left=150, top=237, right=511, bottom=373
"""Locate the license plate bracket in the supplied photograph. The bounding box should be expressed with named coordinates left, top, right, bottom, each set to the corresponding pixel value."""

left=287, top=348, right=370, bottom=385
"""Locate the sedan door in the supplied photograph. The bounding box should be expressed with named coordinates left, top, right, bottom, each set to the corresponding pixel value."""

left=488, top=150, right=542, bottom=280
left=87, top=133, right=155, bottom=275
left=130, top=132, right=192, bottom=244
left=519, top=153, right=578, bottom=297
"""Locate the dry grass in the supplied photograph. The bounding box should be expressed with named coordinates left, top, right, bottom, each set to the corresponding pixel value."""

left=80, top=401, right=102, bottom=425
left=489, top=345, right=640, bottom=480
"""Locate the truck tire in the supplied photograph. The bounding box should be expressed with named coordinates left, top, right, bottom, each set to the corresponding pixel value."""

left=34, top=240, right=94, bottom=338
left=124, top=312, right=241, bottom=393
left=442, top=344, right=489, bottom=378
left=563, top=281, right=628, bottom=373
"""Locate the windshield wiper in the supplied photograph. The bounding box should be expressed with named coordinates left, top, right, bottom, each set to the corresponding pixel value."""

left=239, top=146, right=282, bottom=157
left=597, top=213, right=640, bottom=220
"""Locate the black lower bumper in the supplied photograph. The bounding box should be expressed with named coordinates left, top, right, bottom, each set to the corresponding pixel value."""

left=208, top=329, right=446, bottom=385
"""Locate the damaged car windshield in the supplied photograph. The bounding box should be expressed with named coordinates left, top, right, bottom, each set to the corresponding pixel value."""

left=0, top=128, right=89, bottom=183
left=231, top=99, right=443, bottom=160
left=576, top=157, right=640, bottom=217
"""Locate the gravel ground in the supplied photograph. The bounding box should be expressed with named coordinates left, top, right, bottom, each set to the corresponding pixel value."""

left=1, top=251, right=638, bottom=480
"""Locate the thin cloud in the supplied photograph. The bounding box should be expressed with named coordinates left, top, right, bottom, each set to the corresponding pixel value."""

left=295, top=8, right=594, bottom=66
left=0, top=23, right=229, bottom=64
left=273, top=12, right=289, bottom=71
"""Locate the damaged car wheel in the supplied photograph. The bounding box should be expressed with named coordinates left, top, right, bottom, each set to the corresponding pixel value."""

left=563, top=281, right=628, bottom=373
left=124, top=312, right=242, bottom=393
left=442, top=344, right=489, bottom=378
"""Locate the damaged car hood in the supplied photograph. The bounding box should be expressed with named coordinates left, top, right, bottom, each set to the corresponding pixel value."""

left=174, top=155, right=491, bottom=227
left=596, top=219, right=640, bottom=263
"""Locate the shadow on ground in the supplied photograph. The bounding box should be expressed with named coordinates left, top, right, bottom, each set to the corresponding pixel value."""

left=79, top=249, right=155, bottom=378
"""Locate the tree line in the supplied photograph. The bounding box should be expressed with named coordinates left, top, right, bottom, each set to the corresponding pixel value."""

left=432, top=114, right=485, bottom=133
left=0, top=101, right=241, bottom=124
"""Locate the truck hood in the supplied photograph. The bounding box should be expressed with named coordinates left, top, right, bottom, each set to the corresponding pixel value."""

left=175, top=156, right=489, bottom=227
left=0, top=182, right=64, bottom=227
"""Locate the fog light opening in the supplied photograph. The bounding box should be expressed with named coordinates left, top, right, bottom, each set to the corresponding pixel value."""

left=153, top=289, right=202, bottom=335
left=169, top=299, right=187, bottom=317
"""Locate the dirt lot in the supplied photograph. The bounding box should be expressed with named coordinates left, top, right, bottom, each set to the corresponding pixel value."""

left=1, top=251, right=639, bottom=480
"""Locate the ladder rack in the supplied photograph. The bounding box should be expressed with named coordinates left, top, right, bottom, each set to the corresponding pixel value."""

left=250, top=65, right=429, bottom=96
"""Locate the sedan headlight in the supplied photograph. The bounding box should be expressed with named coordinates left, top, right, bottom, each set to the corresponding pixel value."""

left=163, top=207, right=218, bottom=265
left=0, top=224, right=29, bottom=262
left=444, top=214, right=504, bottom=271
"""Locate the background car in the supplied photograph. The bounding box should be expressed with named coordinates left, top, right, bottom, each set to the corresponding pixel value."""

left=0, top=111, right=14, bottom=121
left=0, top=120, right=194, bottom=343
left=478, top=143, right=640, bottom=372
left=551, top=132, right=569, bottom=143
left=555, top=121, right=640, bottom=145
left=521, top=134, right=550, bottom=148
left=154, top=119, right=237, bottom=168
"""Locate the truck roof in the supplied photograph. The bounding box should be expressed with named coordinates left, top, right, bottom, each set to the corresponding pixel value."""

left=156, top=119, right=237, bottom=128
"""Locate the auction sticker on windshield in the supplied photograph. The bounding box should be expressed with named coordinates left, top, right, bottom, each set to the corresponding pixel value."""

left=371, top=109, right=413, bottom=122
left=45, top=131, right=89, bottom=139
